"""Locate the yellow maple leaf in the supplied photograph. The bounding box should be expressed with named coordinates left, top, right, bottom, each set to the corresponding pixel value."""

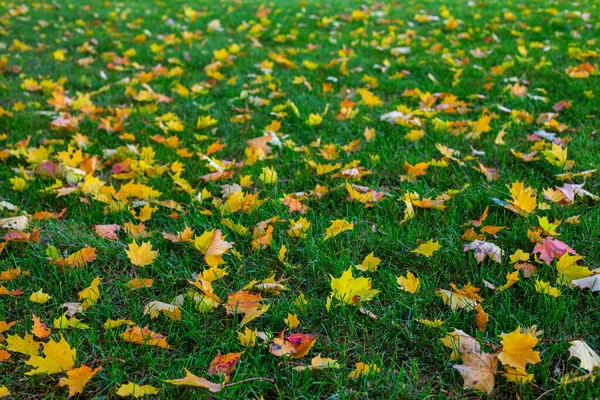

left=115, top=181, right=161, bottom=201
left=205, top=230, right=233, bottom=267
left=126, top=241, right=158, bottom=267
left=201, top=266, right=229, bottom=282
left=538, top=216, right=559, bottom=236
left=54, top=313, right=90, bottom=330
left=411, top=240, right=441, bottom=257
left=348, top=362, right=380, bottom=378
left=237, top=327, right=257, bottom=348
left=469, top=114, right=492, bottom=139
left=78, top=277, right=101, bottom=310
left=6, top=333, right=40, bottom=355
left=330, top=267, right=379, bottom=305
left=509, top=249, right=529, bottom=263
left=126, top=278, right=153, bottom=290
left=306, top=113, right=322, bottom=126
left=415, top=318, right=444, bottom=328
left=363, top=127, right=376, bottom=142
left=133, top=203, right=157, bottom=222
left=197, top=115, right=218, bottom=129
left=556, top=253, right=591, bottom=286
left=356, top=88, right=383, bottom=107
left=436, top=289, right=477, bottom=311
left=30, top=289, right=52, bottom=304
left=404, top=129, right=424, bottom=142
left=57, top=145, right=83, bottom=167
left=355, top=252, right=381, bottom=272
left=542, top=143, right=569, bottom=169
left=287, top=217, right=310, bottom=239
left=104, top=319, right=135, bottom=330
left=323, top=219, right=354, bottom=241
left=285, top=313, right=300, bottom=329
left=58, top=365, right=102, bottom=397
left=258, top=166, right=278, bottom=184
left=506, top=181, right=537, bottom=215
left=25, top=336, right=76, bottom=375
left=164, top=369, right=222, bottom=392
left=503, top=366, right=534, bottom=384
left=143, top=301, right=181, bottom=321
left=115, top=382, right=160, bottom=398
left=294, top=354, right=341, bottom=372
left=0, top=387, right=9, bottom=397
left=0, top=320, right=16, bottom=334
left=397, top=271, right=421, bottom=293
left=535, top=279, right=561, bottom=297
left=497, top=271, right=519, bottom=291
left=498, top=327, right=541, bottom=371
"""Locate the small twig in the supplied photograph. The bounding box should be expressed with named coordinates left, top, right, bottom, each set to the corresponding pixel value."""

left=539, top=338, right=582, bottom=343
left=278, top=361, right=304, bottom=366
left=440, top=389, right=459, bottom=399
left=532, top=382, right=554, bottom=399
left=87, top=357, right=125, bottom=366
left=224, top=377, right=275, bottom=387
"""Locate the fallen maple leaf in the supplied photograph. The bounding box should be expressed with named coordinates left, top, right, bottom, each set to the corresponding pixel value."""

left=323, top=219, right=354, bottom=241
left=126, top=241, right=158, bottom=267
left=115, top=382, right=160, bottom=398
left=270, top=332, right=317, bottom=359
left=330, top=267, right=379, bottom=304
left=568, top=340, right=600, bottom=373
left=498, top=327, right=540, bottom=371
left=208, top=352, right=243, bottom=378
left=121, top=325, right=171, bottom=348
left=503, top=366, right=534, bottom=384
left=532, top=237, right=576, bottom=265
left=348, top=362, right=380, bottom=378
left=225, top=291, right=270, bottom=325
left=29, top=289, right=52, bottom=304
left=437, top=288, right=478, bottom=312
left=571, top=275, right=600, bottom=292
left=294, top=354, right=341, bottom=371
left=497, top=271, right=519, bottom=291
left=475, top=304, right=489, bottom=332
left=126, top=278, right=153, bottom=290
left=355, top=252, right=381, bottom=272
left=555, top=253, right=591, bottom=286
left=94, top=224, right=121, bottom=240
left=205, top=230, right=233, bottom=267
left=6, top=332, right=40, bottom=355
left=164, top=369, right=222, bottom=392
left=441, top=329, right=481, bottom=361
left=78, top=277, right=102, bottom=310
left=0, top=266, right=29, bottom=281
left=0, top=320, right=16, bottom=334
left=397, top=271, right=420, bottom=293
left=143, top=300, right=181, bottom=320
left=32, top=314, right=51, bottom=339
left=54, top=247, right=97, bottom=269
left=58, top=365, right=102, bottom=397
left=463, top=240, right=503, bottom=263
left=25, top=336, right=76, bottom=375
left=454, top=352, right=498, bottom=394
left=411, top=239, right=440, bottom=257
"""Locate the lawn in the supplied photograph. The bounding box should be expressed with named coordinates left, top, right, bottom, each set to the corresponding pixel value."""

left=0, top=0, right=599, bottom=398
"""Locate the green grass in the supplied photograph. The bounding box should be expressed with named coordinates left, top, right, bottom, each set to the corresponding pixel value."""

left=0, top=0, right=599, bottom=398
